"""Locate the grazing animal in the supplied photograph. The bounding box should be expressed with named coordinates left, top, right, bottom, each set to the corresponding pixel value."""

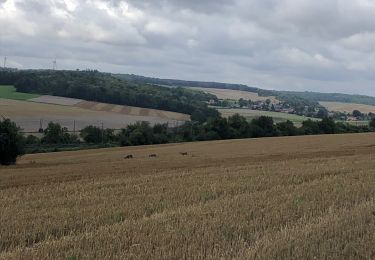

left=124, top=154, right=133, bottom=159
left=149, top=154, right=157, bottom=158
left=180, top=152, right=188, bottom=156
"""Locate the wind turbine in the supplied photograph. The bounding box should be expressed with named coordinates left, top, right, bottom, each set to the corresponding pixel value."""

left=52, top=56, right=57, bottom=70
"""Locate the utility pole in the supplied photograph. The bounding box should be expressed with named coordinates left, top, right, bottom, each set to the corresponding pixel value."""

left=3, top=56, right=6, bottom=68
left=101, top=122, right=104, bottom=144
left=39, top=119, right=43, bottom=133
left=73, top=120, right=76, bottom=135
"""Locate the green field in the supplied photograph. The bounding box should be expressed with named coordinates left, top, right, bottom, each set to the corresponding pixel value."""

left=219, top=108, right=319, bottom=125
left=0, top=85, right=40, bottom=100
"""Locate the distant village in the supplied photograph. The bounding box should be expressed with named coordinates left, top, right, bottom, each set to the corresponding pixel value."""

left=211, top=98, right=375, bottom=122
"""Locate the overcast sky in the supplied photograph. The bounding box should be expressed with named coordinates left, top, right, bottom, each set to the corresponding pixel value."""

left=1, top=0, right=375, bottom=95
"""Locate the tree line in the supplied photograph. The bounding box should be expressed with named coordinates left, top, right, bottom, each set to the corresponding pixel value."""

left=2, top=115, right=374, bottom=165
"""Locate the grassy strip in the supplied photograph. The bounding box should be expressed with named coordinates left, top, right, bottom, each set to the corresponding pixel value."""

left=24, top=143, right=120, bottom=154
left=218, top=108, right=318, bottom=125
left=0, top=85, right=40, bottom=100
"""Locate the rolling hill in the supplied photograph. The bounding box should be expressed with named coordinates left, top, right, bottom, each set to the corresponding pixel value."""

left=0, top=85, right=190, bottom=132
left=119, top=73, right=375, bottom=112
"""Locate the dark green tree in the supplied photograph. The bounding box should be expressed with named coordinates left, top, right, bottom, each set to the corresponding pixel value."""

left=251, top=116, right=275, bottom=137
left=0, top=118, right=25, bottom=165
left=276, top=120, right=297, bottom=136
left=370, top=118, right=375, bottom=128
left=318, top=117, right=336, bottom=134
left=352, top=110, right=363, bottom=118
left=118, top=122, right=154, bottom=146
left=300, top=119, right=321, bottom=135
left=228, top=114, right=249, bottom=138
left=80, top=126, right=115, bottom=144
left=25, top=135, right=40, bottom=145
left=238, top=98, right=248, bottom=108
left=317, top=108, right=329, bottom=119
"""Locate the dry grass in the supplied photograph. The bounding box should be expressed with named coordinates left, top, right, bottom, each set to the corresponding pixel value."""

left=320, top=101, right=375, bottom=114
left=189, top=87, right=279, bottom=102
left=0, top=99, right=189, bottom=132
left=1, top=134, right=375, bottom=259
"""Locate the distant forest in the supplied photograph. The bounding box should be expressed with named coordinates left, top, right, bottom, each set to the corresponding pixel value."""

left=275, top=91, right=375, bottom=106
left=0, top=69, right=219, bottom=122
left=120, top=73, right=375, bottom=107
left=116, top=74, right=259, bottom=93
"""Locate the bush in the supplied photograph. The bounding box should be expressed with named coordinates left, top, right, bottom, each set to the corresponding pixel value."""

left=118, top=122, right=154, bottom=146
left=42, top=122, right=78, bottom=144
left=318, top=117, right=336, bottom=134
left=276, top=120, right=298, bottom=136
left=0, top=118, right=25, bottom=165
left=80, top=126, right=103, bottom=143
left=25, top=135, right=40, bottom=145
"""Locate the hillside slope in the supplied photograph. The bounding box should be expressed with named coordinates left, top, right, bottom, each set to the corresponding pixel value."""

left=0, top=98, right=189, bottom=132
left=0, top=70, right=219, bottom=122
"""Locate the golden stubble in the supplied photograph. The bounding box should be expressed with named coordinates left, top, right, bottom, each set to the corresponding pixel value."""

left=0, top=133, right=375, bottom=259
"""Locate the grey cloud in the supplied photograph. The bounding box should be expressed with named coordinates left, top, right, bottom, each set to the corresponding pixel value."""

left=126, top=0, right=234, bottom=13
left=1, top=0, right=375, bottom=95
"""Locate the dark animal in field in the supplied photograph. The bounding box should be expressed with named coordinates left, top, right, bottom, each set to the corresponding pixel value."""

left=149, top=154, right=157, bottom=158
left=124, top=155, right=133, bottom=159
left=180, top=152, right=188, bottom=156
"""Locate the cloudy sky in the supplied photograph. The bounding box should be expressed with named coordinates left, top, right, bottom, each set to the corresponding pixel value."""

left=1, top=0, right=375, bottom=95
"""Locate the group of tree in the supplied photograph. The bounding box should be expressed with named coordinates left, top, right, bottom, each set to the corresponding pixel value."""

left=3, top=114, right=375, bottom=165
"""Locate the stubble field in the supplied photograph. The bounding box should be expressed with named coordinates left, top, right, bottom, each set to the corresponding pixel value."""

left=0, top=98, right=189, bottom=132
left=188, top=87, right=279, bottom=102
left=1, top=134, right=375, bottom=259
left=320, top=101, right=375, bottom=114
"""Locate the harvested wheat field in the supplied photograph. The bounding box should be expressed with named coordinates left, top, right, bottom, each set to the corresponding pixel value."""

left=320, top=101, right=375, bottom=114
left=1, top=134, right=375, bottom=259
left=189, top=87, right=279, bottom=102
left=0, top=99, right=189, bottom=132
left=30, top=95, right=189, bottom=121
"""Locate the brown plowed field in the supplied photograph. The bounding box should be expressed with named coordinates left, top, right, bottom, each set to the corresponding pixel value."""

left=1, top=133, right=375, bottom=259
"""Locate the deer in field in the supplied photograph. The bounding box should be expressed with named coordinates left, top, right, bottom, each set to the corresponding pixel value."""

left=179, top=152, right=188, bottom=156
left=124, top=154, right=133, bottom=159
left=149, top=154, right=157, bottom=158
